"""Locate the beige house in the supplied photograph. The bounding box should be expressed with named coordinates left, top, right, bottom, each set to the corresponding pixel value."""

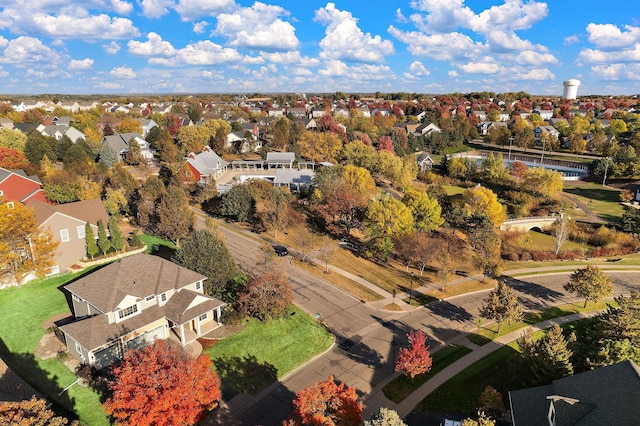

left=59, top=254, right=225, bottom=369
left=27, top=199, right=110, bottom=274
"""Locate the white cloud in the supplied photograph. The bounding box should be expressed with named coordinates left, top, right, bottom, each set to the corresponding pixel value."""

left=139, top=0, right=174, bottom=19
left=318, top=59, right=395, bottom=80
left=103, top=41, right=121, bottom=54
left=110, top=66, right=136, bottom=78
left=0, top=9, right=140, bottom=39
left=579, top=44, right=640, bottom=64
left=150, top=40, right=249, bottom=66
left=97, top=81, right=124, bottom=90
left=214, top=2, right=299, bottom=50
left=128, top=32, right=176, bottom=56
left=512, top=68, right=555, bottom=80
left=260, top=51, right=319, bottom=67
left=408, top=60, right=429, bottom=76
left=591, top=63, right=640, bottom=81
left=515, top=50, right=558, bottom=66
left=408, top=0, right=475, bottom=33
left=388, top=27, right=481, bottom=61
left=564, top=34, right=580, bottom=45
left=470, top=0, right=548, bottom=33
left=586, top=23, right=640, bottom=50
left=193, top=21, right=208, bottom=34
left=0, top=36, right=61, bottom=68
left=174, top=0, right=237, bottom=21
left=315, top=3, right=394, bottom=63
left=69, top=58, right=94, bottom=71
left=395, top=8, right=408, bottom=24
left=459, top=61, right=501, bottom=74
left=448, top=70, right=459, bottom=77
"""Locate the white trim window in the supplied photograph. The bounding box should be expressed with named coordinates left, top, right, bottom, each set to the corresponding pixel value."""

left=160, top=293, right=167, bottom=302
left=60, top=229, right=70, bottom=242
left=145, top=295, right=155, bottom=302
left=118, top=305, right=138, bottom=320
left=6, top=201, right=14, bottom=209
left=195, top=281, right=202, bottom=290
left=199, top=313, right=208, bottom=321
left=75, top=342, right=83, bottom=354
left=77, top=225, right=85, bottom=239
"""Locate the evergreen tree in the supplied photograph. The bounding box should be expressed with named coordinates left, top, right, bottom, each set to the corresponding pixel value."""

left=97, top=219, right=111, bottom=255
left=108, top=216, right=124, bottom=252
left=125, top=138, right=143, bottom=165
left=518, top=324, right=575, bottom=385
left=99, top=144, right=119, bottom=167
left=156, top=186, right=194, bottom=247
left=479, top=281, right=522, bottom=332
left=85, top=222, right=98, bottom=259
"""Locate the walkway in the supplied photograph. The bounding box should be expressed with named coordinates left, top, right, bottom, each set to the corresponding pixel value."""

left=362, top=311, right=601, bottom=419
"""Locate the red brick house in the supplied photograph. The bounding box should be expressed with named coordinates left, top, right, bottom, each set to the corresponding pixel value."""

left=177, top=146, right=229, bottom=183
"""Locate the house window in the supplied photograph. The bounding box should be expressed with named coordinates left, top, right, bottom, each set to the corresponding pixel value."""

left=195, top=281, right=201, bottom=290
left=77, top=225, right=85, bottom=239
left=6, top=201, right=14, bottom=209
left=160, top=293, right=167, bottom=302
left=199, top=313, right=208, bottom=321
left=0, top=190, right=3, bottom=196
left=118, top=305, right=138, bottom=319
left=145, top=295, right=155, bottom=302
left=185, top=170, right=193, bottom=177
left=72, top=294, right=82, bottom=302
left=60, top=229, right=70, bottom=242
left=75, top=342, right=83, bottom=354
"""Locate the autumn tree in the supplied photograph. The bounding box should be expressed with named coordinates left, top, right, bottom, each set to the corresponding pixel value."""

left=564, top=265, right=613, bottom=308
left=478, top=386, right=506, bottom=422
left=124, top=138, right=143, bottom=165
left=394, top=231, right=433, bottom=276
left=115, top=117, right=143, bottom=134
left=520, top=167, right=563, bottom=198
left=552, top=215, right=570, bottom=255
left=85, top=222, right=98, bottom=259
left=0, top=147, right=29, bottom=169
left=479, top=281, right=522, bottom=332
left=518, top=324, right=575, bottom=385
left=236, top=269, right=293, bottom=321
left=156, top=186, right=195, bottom=247
left=462, top=186, right=506, bottom=227
left=104, top=340, right=221, bottom=426
left=272, top=116, right=291, bottom=149
left=401, top=189, right=444, bottom=232
left=364, top=408, right=407, bottom=426
left=460, top=412, right=495, bottom=426
left=0, top=396, right=77, bottom=426
left=0, top=199, right=58, bottom=282
left=0, top=127, right=27, bottom=151
left=171, top=230, right=238, bottom=301
left=365, top=198, right=414, bottom=260
left=97, top=219, right=111, bottom=255
left=296, top=130, right=343, bottom=163
left=395, top=330, right=432, bottom=384
left=289, top=375, right=362, bottom=426
left=218, top=184, right=255, bottom=222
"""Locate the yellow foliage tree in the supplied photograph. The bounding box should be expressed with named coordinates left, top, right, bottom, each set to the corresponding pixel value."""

left=296, top=130, right=343, bottom=163
left=342, top=165, right=375, bottom=197
left=463, top=186, right=506, bottom=227
left=0, top=199, right=58, bottom=281
left=115, top=117, right=143, bottom=134
left=521, top=167, right=563, bottom=198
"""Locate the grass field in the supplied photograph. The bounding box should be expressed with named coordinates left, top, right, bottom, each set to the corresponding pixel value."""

left=383, top=344, right=472, bottom=403
left=206, top=306, right=332, bottom=393
left=563, top=181, right=624, bottom=223
left=0, top=270, right=110, bottom=425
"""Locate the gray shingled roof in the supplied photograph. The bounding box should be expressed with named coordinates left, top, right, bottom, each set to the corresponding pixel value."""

left=64, top=254, right=206, bottom=313
left=510, top=361, right=640, bottom=426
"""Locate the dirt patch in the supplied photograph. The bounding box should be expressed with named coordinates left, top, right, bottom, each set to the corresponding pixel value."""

left=35, top=333, right=66, bottom=360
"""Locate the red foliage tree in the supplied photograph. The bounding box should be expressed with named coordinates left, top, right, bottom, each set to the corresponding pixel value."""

left=236, top=269, right=294, bottom=321
left=288, top=375, right=362, bottom=426
left=395, top=330, right=432, bottom=383
left=166, top=114, right=183, bottom=137
left=376, top=136, right=395, bottom=154
left=104, top=340, right=221, bottom=426
left=0, top=147, right=29, bottom=169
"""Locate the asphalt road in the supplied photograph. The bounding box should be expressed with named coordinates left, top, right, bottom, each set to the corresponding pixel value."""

left=213, top=220, right=640, bottom=426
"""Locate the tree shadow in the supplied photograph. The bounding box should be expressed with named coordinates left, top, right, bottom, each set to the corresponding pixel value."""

left=500, top=276, right=565, bottom=311
left=335, top=333, right=385, bottom=368
left=213, top=354, right=278, bottom=396
left=0, top=337, right=78, bottom=421
left=425, top=300, right=473, bottom=323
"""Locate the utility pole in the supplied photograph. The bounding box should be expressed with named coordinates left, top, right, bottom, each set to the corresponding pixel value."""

left=602, top=157, right=610, bottom=186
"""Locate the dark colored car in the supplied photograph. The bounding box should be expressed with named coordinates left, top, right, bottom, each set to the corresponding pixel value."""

left=273, top=245, right=288, bottom=256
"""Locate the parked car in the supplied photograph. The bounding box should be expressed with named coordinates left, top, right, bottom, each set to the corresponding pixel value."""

left=273, top=245, right=288, bottom=256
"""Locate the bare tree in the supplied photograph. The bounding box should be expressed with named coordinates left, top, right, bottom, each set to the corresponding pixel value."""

left=553, top=215, right=570, bottom=255
left=296, top=227, right=314, bottom=262
left=318, top=236, right=337, bottom=273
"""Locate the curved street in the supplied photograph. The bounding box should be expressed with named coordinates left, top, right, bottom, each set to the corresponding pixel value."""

left=208, top=218, right=640, bottom=425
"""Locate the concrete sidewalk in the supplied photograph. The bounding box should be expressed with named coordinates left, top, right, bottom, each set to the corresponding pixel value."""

left=362, top=310, right=602, bottom=419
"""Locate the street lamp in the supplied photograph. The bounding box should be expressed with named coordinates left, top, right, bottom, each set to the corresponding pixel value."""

left=508, top=137, right=514, bottom=161
left=408, top=272, right=414, bottom=306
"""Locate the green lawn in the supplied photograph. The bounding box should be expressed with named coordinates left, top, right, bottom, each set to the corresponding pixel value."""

left=206, top=306, right=332, bottom=394
left=563, top=182, right=624, bottom=222
left=140, top=233, right=176, bottom=258
left=383, top=344, right=472, bottom=403
left=0, top=270, right=110, bottom=425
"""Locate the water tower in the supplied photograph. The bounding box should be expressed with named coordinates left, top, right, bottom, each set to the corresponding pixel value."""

left=562, top=79, right=580, bottom=100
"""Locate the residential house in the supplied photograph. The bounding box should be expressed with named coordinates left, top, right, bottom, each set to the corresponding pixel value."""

left=0, top=117, right=14, bottom=129
left=356, top=107, right=371, bottom=118
left=37, top=124, right=86, bottom=143
left=533, top=109, right=553, bottom=121
left=477, top=121, right=507, bottom=136
left=533, top=125, right=560, bottom=140
left=395, top=121, right=421, bottom=134
left=413, top=122, right=442, bottom=138
left=295, top=118, right=317, bottom=131
left=311, top=109, right=326, bottom=119
left=416, top=153, right=434, bottom=171
left=0, top=168, right=48, bottom=206
left=59, top=254, right=225, bottom=369
left=266, top=152, right=296, bottom=169
left=266, top=108, right=284, bottom=117
left=102, top=133, right=154, bottom=161
left=27, top=198, right=110, bottom=274
left=178, top=146, right=229, bottom=183
left=288, top=107, right=308, bottom=119
left=226, top=130, right=260, bottom=153
left=273, top=170, right=314, bottom=192
left=472, top=110, right=488, bottom=121
left=509, top=360, right=640, bottom=426
left=96, top=116, right=122, bottom=132
left=136, top=118, right=158, bottom=138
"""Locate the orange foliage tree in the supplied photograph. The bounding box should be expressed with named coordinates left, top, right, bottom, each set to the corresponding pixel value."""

left=0, top=397, right=77, bottom=425
left=287, top=375, right=362, bottom=426
left=236, top=269, right=293, bottom=321
left=0, top=147, right=29, bottom=169
left=104, top=340, right=221, bottom=426
left=395, top=330, right=432, bottom=383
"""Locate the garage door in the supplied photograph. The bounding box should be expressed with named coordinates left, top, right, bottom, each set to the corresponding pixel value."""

left=93, top=342, right=122, bottom=370
left=125, top=325, right=166, bottom=351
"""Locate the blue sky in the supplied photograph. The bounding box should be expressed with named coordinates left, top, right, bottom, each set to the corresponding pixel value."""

left=0, top=0, right=638, bottom=96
